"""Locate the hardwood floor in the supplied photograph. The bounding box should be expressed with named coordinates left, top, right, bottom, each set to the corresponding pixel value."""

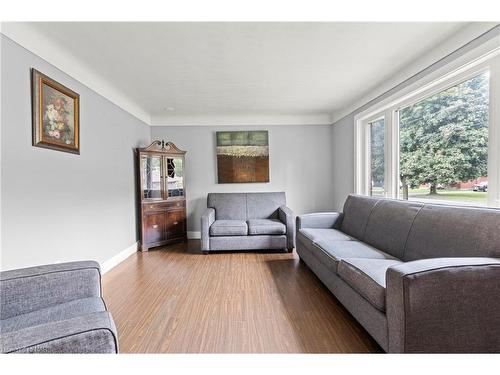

left=102, top=240, right=382, bottom=353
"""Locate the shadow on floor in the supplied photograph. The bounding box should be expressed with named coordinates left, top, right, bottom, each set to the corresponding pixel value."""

left=151, top=239, right=292, bottom=256
left=265, top=255, right=382, bottom=353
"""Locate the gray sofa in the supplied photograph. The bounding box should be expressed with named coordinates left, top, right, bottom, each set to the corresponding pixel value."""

left=201, top=192, right=295, bottom=253
left=296, top=194, right=500, bottom=353
left=0, top=261, right=118, bottom=353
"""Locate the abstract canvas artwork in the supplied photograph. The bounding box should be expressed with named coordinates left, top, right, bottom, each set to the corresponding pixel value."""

left=216, top=131, right=269, bottom=183
left=31, top=69, right=80, bottom=154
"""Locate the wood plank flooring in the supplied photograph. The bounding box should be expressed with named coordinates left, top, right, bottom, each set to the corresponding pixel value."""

left=102, top=240, right=382, bottom=353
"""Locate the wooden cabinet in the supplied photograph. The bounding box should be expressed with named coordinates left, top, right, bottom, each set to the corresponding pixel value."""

left=137, top=141, right=187, bottom=251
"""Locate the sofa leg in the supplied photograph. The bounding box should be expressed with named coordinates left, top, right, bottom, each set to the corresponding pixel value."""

left=287, top=248, right=294, bottom=253
left=202, top=250, right=209, bottom=255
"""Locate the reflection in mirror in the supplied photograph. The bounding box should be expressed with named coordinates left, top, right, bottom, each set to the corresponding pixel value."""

left=141, top=155, right=162, bottom=199
left=167, top=157, right=184, bottom=197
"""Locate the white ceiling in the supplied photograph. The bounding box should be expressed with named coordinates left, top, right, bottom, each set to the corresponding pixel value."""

left=6, top=22, right=487, bottom=125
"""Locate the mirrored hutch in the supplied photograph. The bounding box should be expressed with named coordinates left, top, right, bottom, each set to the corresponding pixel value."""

left=137, top=140, right=187, bottom=251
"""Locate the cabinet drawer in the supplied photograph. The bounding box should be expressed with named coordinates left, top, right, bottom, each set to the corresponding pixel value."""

left=144, top=212, right=166, bottom=243
left=143, top=202, right=168, bottom=212
left=167, top=209, right=186, bottom=238
left=166, top=200, right=185, bottom=210
left=143, top=200, right=185, bottom=212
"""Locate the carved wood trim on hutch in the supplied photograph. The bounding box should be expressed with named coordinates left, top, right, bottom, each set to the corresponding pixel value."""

left=137, top=140, right=187, bottom=251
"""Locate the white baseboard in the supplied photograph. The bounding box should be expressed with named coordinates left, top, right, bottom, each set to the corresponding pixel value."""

left=101, top=241, right=139, bottom=274
left=187, top=231, right=201, bottom=239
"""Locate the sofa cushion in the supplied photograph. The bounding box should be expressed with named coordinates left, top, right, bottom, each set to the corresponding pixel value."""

left=340, top=195, right=381, bottom=240
left=310, top=239, right=397, bottom=273
left=364, top=200, right=423, bottom=259
left=209, top=220, right=248, bottom=236
left=338, top=258, right=402, bottom=311
left=403, top=204, right=500, bottom=261
left=298, top=228, right=353, bottom=243
left=0, top=297, right=105, bottom=334
left=247, top=219, right=286, bottom=235
left=246, top=192, right=286, bottom=219
left=207, top=193, right=247, bottom=220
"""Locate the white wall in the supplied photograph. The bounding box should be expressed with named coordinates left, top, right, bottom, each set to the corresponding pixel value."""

left=151, top=125, right=335, bottom=233
left=0, top=35, right=151, bottom=271
left=331, top=114, right=355, bottom=211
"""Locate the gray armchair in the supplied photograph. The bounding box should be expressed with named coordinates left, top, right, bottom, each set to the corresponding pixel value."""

left=201, top=192, right=295, bottom=253
left=0, top=261, right=118, bottom=353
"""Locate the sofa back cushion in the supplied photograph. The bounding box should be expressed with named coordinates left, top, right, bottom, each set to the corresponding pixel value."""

left=207, top=193, right=247, bottom=220
left=340, top=195, right=380, bottom=240
left=207, top=192, right=286, bottom=221
left=247, top=192, right=286, bottom=219
left=403, top=204, right=500, bottom=261
left=364, top=200, right=423, bottom=259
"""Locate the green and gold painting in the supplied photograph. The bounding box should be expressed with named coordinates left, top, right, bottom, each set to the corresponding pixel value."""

left=216, top=131, right=269, bottom=183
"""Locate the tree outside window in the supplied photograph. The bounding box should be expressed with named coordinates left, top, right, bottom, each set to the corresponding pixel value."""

left=398, top=72, right=489, bottom=205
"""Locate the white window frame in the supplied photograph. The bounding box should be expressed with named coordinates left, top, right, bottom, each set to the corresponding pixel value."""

left=355, top=42, right=500, bottom=208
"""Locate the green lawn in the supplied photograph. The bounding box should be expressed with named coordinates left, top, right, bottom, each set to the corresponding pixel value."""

left=407, top=188, right=487, bottom=204
left=371, top=187, right=487, bottom=205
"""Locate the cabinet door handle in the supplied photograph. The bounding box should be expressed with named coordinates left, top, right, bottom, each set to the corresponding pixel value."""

left=173, top=221, right=178, bottom=225
left=152, top=224, right=158, bottom=229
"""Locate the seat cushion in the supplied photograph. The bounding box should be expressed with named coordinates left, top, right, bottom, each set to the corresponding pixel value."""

left=246, top=192, right=286, bottom=219
left=210, top=220, right=248, bottom=236
left=298, top=228, right=353, bottom=242
left=403, top=204, right=500, bottom=261
left=311, top=239, right=397, bottom=273
left=247, top=219, right=286, bottom=235
left=0, top=297, right=106, bottom=334
left=363, top=200, right=423, bottom=259
left=340, top=195, right=381, bottom=240
left=337, top=258, right=402, bottom=312
left=207, top=193, right=247, bottom=220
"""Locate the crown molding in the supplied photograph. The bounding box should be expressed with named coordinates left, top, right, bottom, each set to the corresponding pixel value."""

left=1, top=22, right=151, bottom=125
left=0, top=23, right=331, bottom=128
left=150, top=113, right=332, bottom=126
left=330, top=22, right=499, bottom=124
left=7, top=22, right=489, bottom=129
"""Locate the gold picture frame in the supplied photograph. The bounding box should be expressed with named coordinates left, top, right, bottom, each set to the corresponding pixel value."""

left=31, top=69, right=80, bottom=154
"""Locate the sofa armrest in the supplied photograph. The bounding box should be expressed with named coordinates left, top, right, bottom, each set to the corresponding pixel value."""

left=386, top=257, right=500, bottom=353
left=201, top=208, right=216, bottom=251
left=279, top=205, right=295, bottom=250
left=0, top=261, right=101, bottom=320
left=0, top=311, right=118, bottom=353
left=296, top=212, right=342, bottom=230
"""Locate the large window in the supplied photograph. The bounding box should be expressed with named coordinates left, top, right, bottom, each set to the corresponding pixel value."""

left=355, top=51, right=499, bottom=208
left=370, top=118, right=385, bottom=197
left=398, top=72, right=489, bottom=206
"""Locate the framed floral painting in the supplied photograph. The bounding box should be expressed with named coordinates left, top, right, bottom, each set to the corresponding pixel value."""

left=31, top=69, right=80, bottom=154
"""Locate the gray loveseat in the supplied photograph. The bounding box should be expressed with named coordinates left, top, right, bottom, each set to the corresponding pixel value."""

left=296, top=194, right=500, bottom=353
left=0, top=261, right=118, bottom=353
left=201, top=192, right=295, bottom=253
